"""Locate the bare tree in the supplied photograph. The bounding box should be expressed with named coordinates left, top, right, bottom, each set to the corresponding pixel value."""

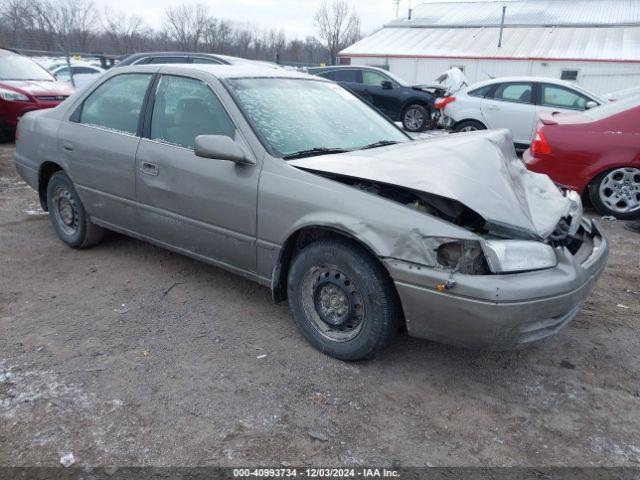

left=163, top=2, right=210, bottom=51
left=314, top=0, right=361, bottom=65
left=30, top=0, right=99, bottom=52
left=103, top=10, right=147, bottom=54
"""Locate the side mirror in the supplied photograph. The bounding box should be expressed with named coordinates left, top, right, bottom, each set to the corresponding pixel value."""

left=381, top=80, right=393, bottom=90
left=585, top=101, right=598, bottom=110
left=194, top=135, right=254, bottom=165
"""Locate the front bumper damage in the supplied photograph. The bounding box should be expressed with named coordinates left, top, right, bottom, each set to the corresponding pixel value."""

left=384, top=219, right=608, bottom=350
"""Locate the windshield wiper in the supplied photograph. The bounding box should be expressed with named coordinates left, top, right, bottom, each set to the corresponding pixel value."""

left=282, top=147, right=349, bottom=160
left=360, top=140, right=399, bottom=150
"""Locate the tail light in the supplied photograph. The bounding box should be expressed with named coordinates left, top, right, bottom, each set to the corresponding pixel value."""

left=531, top=129, right=552, bottom=156
left=435, top=97, right=456, bottom=109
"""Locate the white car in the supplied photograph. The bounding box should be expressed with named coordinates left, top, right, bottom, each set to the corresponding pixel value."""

left=604, top=86, right=640, bottom=102
left=436, top=77, right=608, bottom=148
left=51, top=64, right=105, bottom=90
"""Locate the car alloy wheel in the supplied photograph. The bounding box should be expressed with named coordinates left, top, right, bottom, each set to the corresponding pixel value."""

left=598, top=167, right=640, bottom=214
left=300, top=265, right=366, bottom=342
left=51, top=185, right=80, bottom=236
left=459, top=125, right=478, bottom=132
left=403, top=108, right=424, bottom=131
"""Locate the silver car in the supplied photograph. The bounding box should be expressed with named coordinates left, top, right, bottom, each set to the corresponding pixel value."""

left=13, top=65, right=608, bottom=361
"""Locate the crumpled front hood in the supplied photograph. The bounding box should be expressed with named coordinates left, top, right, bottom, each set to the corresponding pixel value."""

left=289, top=130, right=571, bottom=240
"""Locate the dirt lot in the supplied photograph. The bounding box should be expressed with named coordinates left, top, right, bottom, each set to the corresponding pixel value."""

left=1, top=142, right=639, bottom=468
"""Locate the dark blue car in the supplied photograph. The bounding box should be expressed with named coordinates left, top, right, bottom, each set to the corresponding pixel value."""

left=308, top=66, right=445, bottom=132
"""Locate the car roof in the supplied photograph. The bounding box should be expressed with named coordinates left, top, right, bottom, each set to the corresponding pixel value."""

left=465, top=76, right=605, bottom=100
left=117, top=63, right=319, bottom=80
left=309, top=65, right=387, bottom=72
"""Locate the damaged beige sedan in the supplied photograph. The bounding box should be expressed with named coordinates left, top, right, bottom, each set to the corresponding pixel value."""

left=14, top=65, right=608, bottom=361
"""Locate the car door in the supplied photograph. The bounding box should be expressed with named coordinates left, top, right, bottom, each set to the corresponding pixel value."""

left=361, top=70, right=401, bottom=118
left=134, top=73, right=260, bottom=272
left=481, top=82, right=536, bottom=146
left=58, top=72, right=154, bottom=231
left=333, top=69, right=371, bottom=103
left=536, top=83, right=597, bottom=129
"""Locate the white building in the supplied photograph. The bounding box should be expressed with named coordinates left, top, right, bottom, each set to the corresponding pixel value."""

left=339, top=0, right=640, bottom=94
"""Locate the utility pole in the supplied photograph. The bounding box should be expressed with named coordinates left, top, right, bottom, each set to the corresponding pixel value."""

left=498, top=5, right=507, bottom=47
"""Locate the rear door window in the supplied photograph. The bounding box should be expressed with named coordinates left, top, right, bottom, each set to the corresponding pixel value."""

left=150, top=75, right=236, bottom=149
left=147, top=57, right=188, bottom=64
left=79, top=73, right=152, bottom=135
left=493, top=83, right=534, bottom=104
left=333, top=69, right=361, bottom=83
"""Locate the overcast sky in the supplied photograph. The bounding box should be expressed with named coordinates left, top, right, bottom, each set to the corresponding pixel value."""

left=96, top=0, right=453, bottom=39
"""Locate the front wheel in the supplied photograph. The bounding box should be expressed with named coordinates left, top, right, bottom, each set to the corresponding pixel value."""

left=402, top=104, right=430, bottom=132
left=287, top=238, right=402, bottom=361
left=46, top=172, right=104, bottom=248
left=589, top=167, right=640, bottom=220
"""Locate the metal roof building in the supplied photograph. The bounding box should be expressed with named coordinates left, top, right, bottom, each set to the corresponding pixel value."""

left=339, top=0, right=640, bottom=94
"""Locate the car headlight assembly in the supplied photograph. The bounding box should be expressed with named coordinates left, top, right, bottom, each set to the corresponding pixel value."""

left=0, top=88, right=30, bottom=102
left=436, top=241, right=490, bottom=275
left=481, top=240, right=557, bottom=273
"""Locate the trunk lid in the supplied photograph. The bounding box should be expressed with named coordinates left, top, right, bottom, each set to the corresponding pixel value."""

left=289, top=130, right=571, bottom=240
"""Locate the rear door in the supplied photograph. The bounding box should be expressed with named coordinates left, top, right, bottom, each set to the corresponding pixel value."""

left=58, top=72, right=154, bottom=230
left=134, top=73, right=260, bottom=272
left=333, top=69, right=371, bottom=103
left=481, top=82, right=536, bottom=145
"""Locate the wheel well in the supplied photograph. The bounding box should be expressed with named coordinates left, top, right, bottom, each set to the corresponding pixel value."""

left=272, top=226, right=386, bottom=304
left=38, top=162, right=63, bottom=211
left=452, top=119, right=486, bottom=130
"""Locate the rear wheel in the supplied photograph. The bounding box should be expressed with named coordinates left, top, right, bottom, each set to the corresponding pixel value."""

left=287, top=238, right=402, bottom=361
left=453, top=120, right=486, bottom=133
left=589, top=167, right=640, bottom=220
left=402, top=104, right=430, bottom=132
left=46, top=172, right=104, bottom=248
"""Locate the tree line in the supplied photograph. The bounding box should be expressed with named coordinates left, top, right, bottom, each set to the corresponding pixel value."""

left=0, top=0, right=362, bottom=65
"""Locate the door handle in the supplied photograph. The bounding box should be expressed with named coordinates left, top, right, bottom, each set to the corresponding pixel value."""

left=486, top=105, right=500, bottom=111
left=62, top=141, right=73, bottom=152
left=140, top=162, right=159, bottom=176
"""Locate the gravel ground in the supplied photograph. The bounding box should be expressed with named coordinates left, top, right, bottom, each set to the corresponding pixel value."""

left=1, top=142, right=639, bottom=468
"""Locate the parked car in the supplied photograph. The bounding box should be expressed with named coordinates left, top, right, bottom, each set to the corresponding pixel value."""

left=0, top=49, right=74, bottom=141
left=524, top=97, right=640, bottom=220
left=51, top=64, right=105, bottom=90
left=436, top=77, right=608, bottom=149
left=115, top=51, right=281, bottom=70
left=308, top=66, right=445, bottom=132
left=14, top=64, right=608, bottom=361
left=604, top=86, right=640, bottom=102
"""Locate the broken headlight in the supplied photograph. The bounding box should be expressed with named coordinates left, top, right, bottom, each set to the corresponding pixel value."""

left=436, top=241, right=489, bottom=274
left=482, top=240, right=557, bottom=273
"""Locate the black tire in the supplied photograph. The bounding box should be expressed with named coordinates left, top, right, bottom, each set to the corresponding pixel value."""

left=287, top=238, right=402, bottom=361
left=453, top=120, right=486, bottom=133
left=46, top=172, right=104, bottom=248
left=588, top=169, right=640, bottom=220
left=402, top=104, right=430, bottom=132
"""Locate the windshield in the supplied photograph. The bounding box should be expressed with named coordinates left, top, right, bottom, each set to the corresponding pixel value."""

left=583, top=96, right=639, bottom=121
left=227, top=78, right=409, bottom=158
left=0, top=54, right=55, bottom=81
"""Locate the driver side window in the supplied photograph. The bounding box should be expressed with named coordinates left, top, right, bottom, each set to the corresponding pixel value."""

left=362, top=70, right=389, bottom=87
left=541, top=84, right=591, bottom=110
left=150, top=75, right=236, bottom=150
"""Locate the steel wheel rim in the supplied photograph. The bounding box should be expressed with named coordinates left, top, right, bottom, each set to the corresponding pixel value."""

left=404, top=108, right=424, bottom=130
left=301, top=265, right=365, bottom=342
left=52, top=186, right=80, bottom=236
left=599, top=167, right=640, bottom=214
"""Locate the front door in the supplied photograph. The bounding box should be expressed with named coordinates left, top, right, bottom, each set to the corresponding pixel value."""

left=360, top=70, right=401, bottom=118
left=535, top=83, right=596, bottom=136
left=481, top=82, right=536, bottom=146
left=58, top=73, right=154, bottom=230
left=134, top=74, right=260, bottom=273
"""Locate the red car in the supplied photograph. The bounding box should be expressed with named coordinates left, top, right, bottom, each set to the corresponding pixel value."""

left=524, top=97, right=640, bottom=219
left=0, top=49, right=74, bottom=141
